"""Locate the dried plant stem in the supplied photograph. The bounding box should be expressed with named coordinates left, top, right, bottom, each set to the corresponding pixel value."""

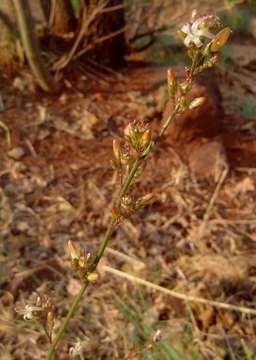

left=104, top=265, right=256, bottom=316
left=46, top=110, right=178, bottom=359
left=0, top=120, right=11, bottom=148
left=13, top=0, right=56, bottom=92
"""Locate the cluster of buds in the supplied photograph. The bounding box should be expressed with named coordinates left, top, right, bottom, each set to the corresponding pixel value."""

left=124, top=122, right=151, bottom=154
left=111, top=121, right=154, bottom=222
left=166, top=12, right=231, bottom=113
left=112, top=192, right=154, bottom=222
left=16, top=294, right=55, bottom=342
left=112, top=123, right=152, bottom=178
left=68, top=240, right=98, bottom=282
left=113, top=122, right=152, bottom=174
left=167, top=68, right=205, bottom=111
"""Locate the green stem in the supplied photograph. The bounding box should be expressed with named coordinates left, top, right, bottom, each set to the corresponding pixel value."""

left=93, top=158, right=141, bottom=268
left=46, top=280, right=89, bottom=360
left=46, top=97, right=182, bottom=360
left=46, top=159, right=141, bottom=359
left=142, top=108, right=179, bottom=158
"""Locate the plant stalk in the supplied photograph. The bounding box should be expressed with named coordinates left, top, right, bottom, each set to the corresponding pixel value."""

left=46, top=103, right=182, bottom=360
left=46, top=280, right=89, bottom=359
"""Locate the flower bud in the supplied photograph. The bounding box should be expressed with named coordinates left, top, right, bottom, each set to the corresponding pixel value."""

left=179, top=81, right=191, bottom=94
left=87, top=272, right=98, bottom=282
left=179, top=95, right=187, bottom=110
left=68, top=240, right=79, bottom=261
left=112, top=139, right=121, bottom=161
left=47, top=310, right=55, bottom=334
left=204, top=53, right=220, bottom=69
left=167, top=68, right=177, bottom=97
left=191, top=9, right=197, bottom=22
left=135, top=192, right=154, bottom=210
left=124, top=123, right=133, bottom=138
left=210, top=27, right=232, bottom=52
left=141, top=129, right=151, bottom=149
left=140, top=192, right=154, bottom=203
left=111, top=206, right=119, bottom=218
left=189, top=97, right=205, bottom=109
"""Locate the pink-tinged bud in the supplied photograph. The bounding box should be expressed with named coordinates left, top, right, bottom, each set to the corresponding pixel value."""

left=124, top=123, right=133, bottom=137
left=189, top=97, right=205, bottom=109
left=140, top=192, right=154, bottom=203
left=111, top=206, right=118, bottom=218
left=210, top=27, right=232, bottom=52
left=68, top=240, right=79, bottom=260
left=141, top=129, right=151, bottom=149
left=167, top=68, right=174, bottom=84
left=211, top=53, right=220, bottom=65
left=191, top=9, right=197, bottom=22
left=112, top=139, right=121, bottom=161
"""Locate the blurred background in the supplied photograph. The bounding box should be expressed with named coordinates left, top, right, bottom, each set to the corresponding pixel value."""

left=1, top=1, right=256, bottom=359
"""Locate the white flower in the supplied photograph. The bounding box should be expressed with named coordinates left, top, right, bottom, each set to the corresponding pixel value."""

left=69, top=341, right=84, bottom=360
left=16, top=304, right=43, bottom=320
left=153, top=329, right=162, bottom=342
left=181, top=17, right=215, bottom=48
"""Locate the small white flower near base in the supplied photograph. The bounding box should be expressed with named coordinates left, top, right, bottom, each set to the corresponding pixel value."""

left=69, top=341, right=84, bottom=360
left=15, top=304, right=43, bottom=320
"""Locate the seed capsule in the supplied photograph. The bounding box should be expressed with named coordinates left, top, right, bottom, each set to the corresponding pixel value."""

left=68, top=240, right=79, bottom=260
left=211, top=27, right=232, bottom=52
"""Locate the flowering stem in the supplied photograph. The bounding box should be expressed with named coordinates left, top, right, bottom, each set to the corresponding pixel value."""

left=46, top=159, right=141, bottom=359
left=45, top=41, right=206, bottom=360
left=45, top=108, right=180, bottom=359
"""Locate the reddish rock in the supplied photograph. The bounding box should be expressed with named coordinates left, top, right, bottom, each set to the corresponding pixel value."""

left=188, top=140, right=228, bottom=180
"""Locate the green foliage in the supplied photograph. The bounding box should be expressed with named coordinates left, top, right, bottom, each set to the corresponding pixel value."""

left=70, top=0, right=81, bottom=17
left=220, top=7, right=252, bottom=33
left=219, top=43, right=235, bottom=70
left=113, top=290, right=199, bottom=360
left=147, top=35, right=186, bottom=66
left=239, top=98, right=256, bottom=119
left=240, top=339, right=254, bottom=360
left=247, top=0, right=256, bottom=12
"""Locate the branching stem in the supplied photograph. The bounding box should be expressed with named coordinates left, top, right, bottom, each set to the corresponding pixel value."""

left=46, top=39, right=204, bottom=359
left=46, top=105, right=180, bottom=359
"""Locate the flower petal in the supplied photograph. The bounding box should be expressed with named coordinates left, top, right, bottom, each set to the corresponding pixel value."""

left=184, top=35, right=193, bottom=47
left=181, top=23, right=191, bottom=35
left=194, top=29, right=214, bottom=39
left=193, top=36, right=203, bottom=48
left=191, top=17, right=205, bottom=32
